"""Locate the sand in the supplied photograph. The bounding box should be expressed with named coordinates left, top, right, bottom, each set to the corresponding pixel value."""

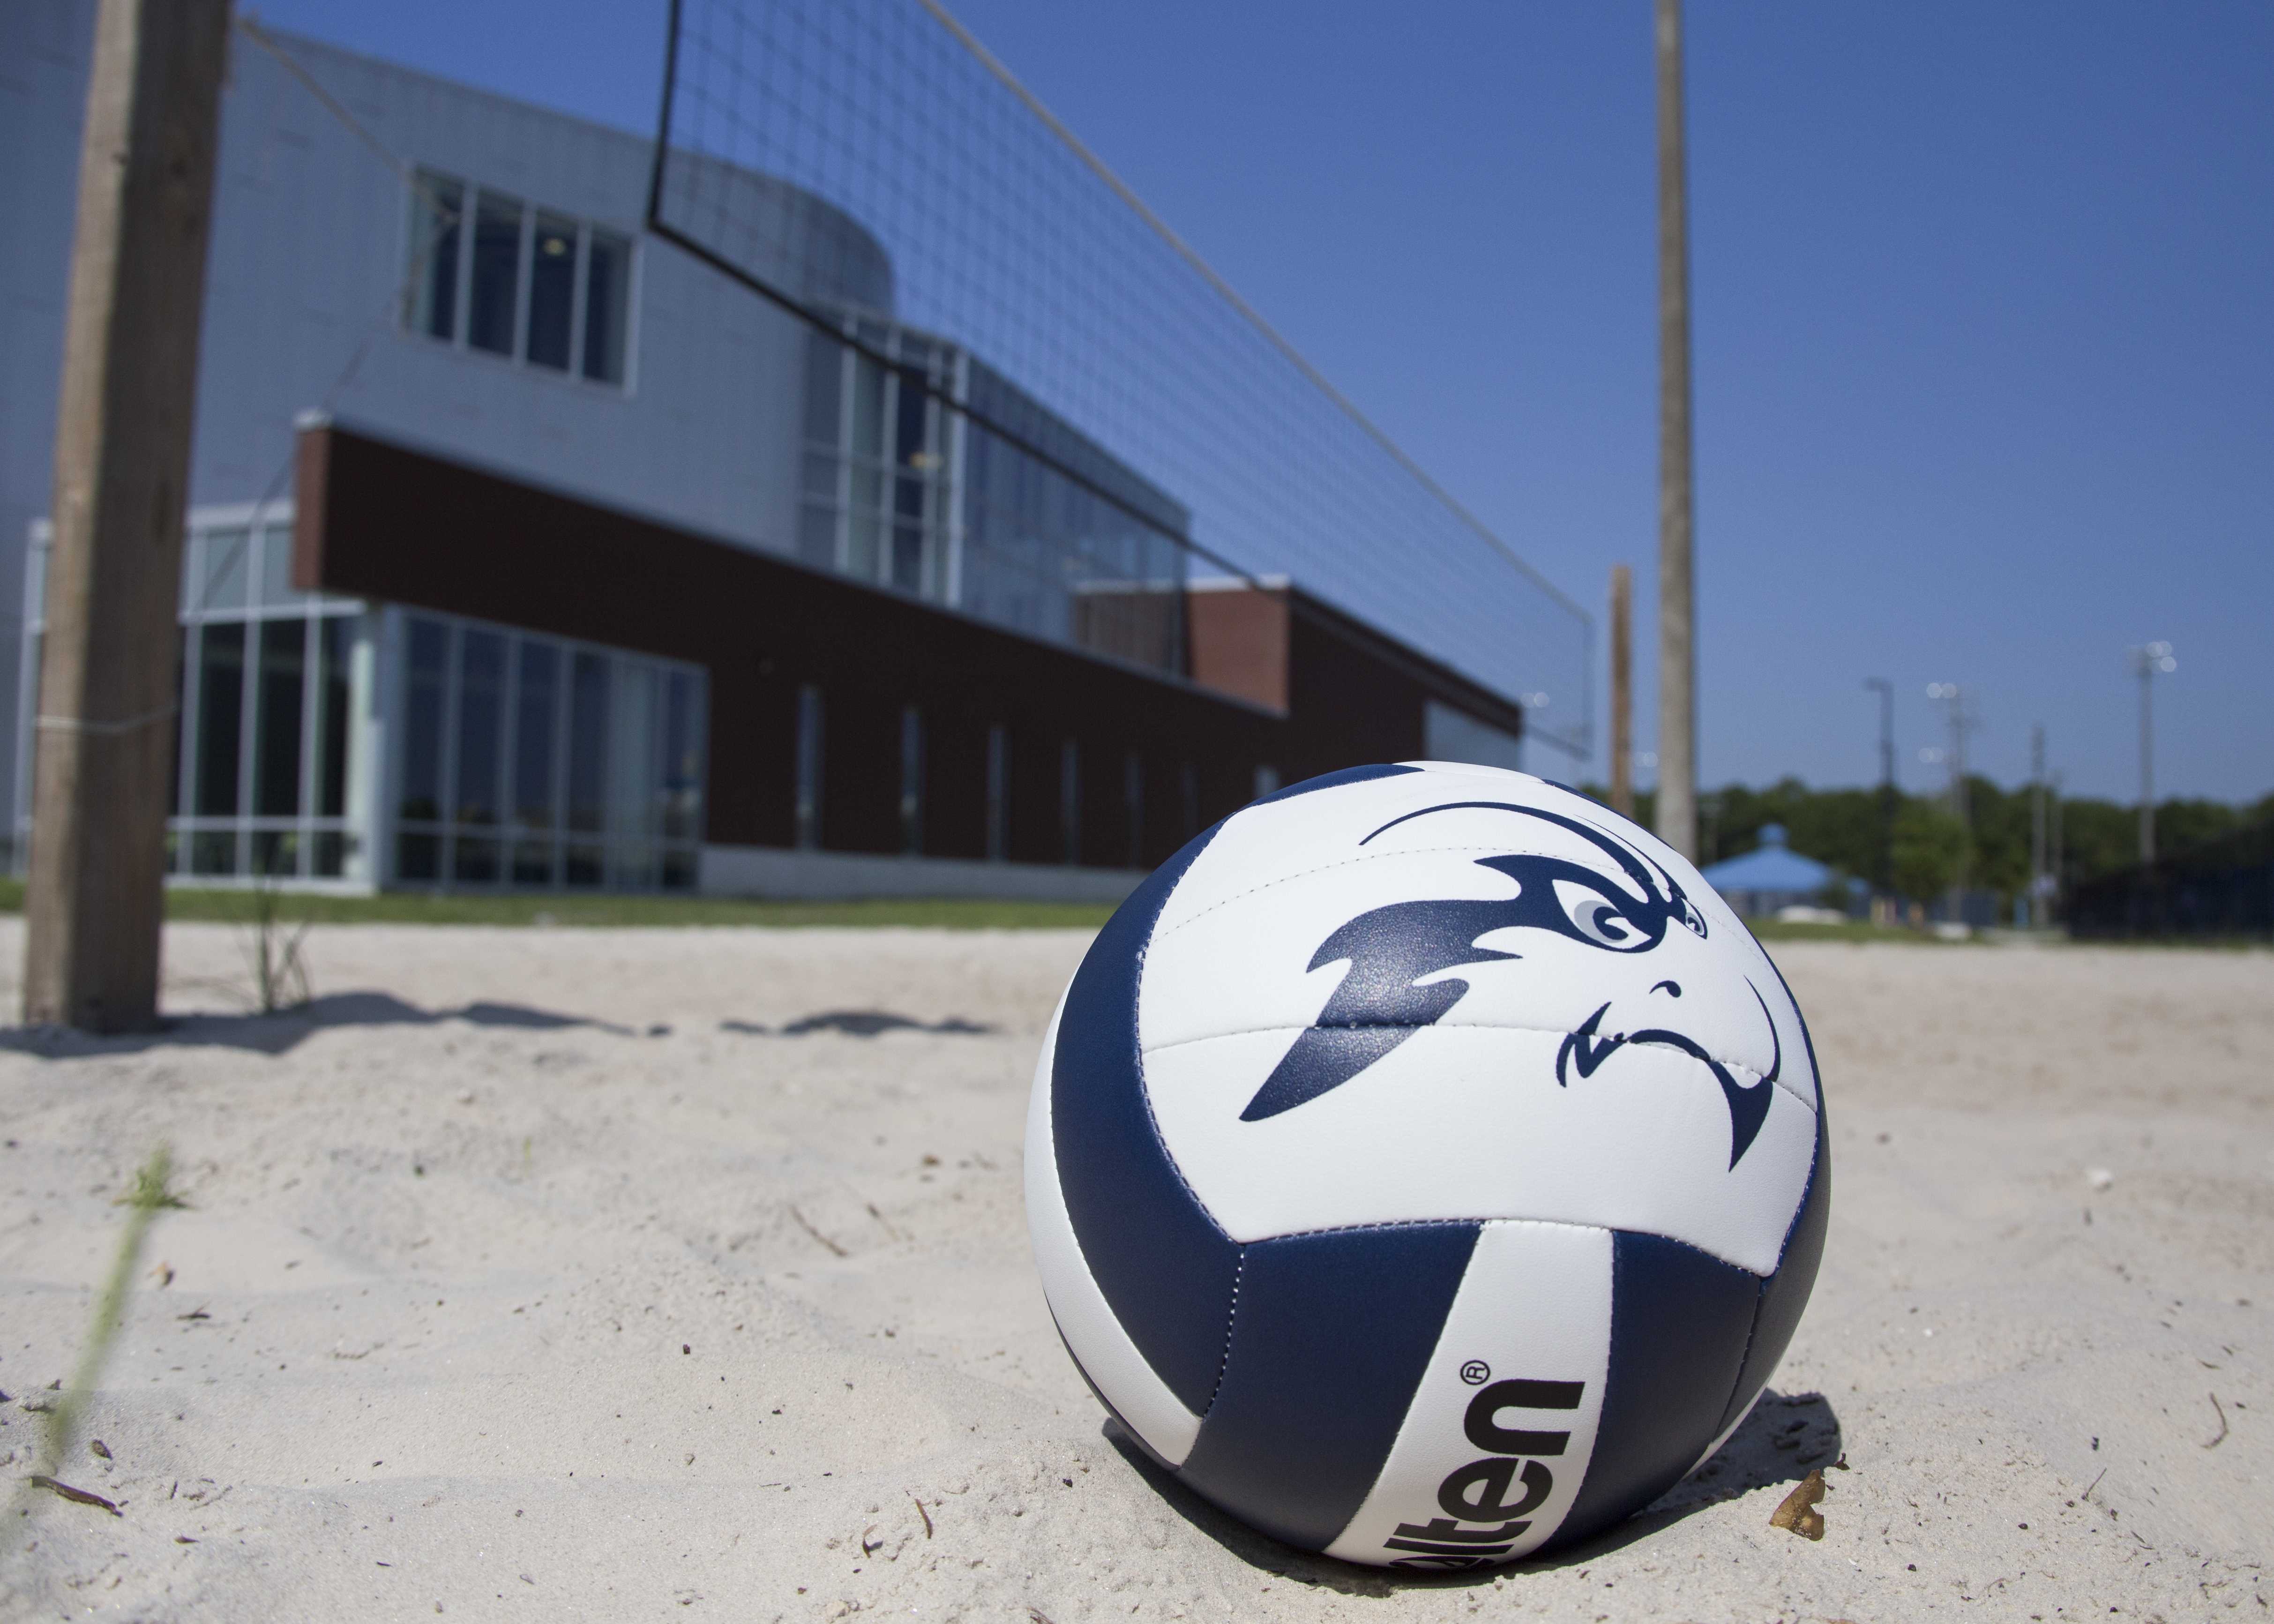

left=0, top=920, right=2267, bottom=1621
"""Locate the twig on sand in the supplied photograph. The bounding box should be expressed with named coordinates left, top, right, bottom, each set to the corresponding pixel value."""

left=787, top=1205, right=849, bottom=1257
left=3, top=1146, right=184, bottom=1551
left=913, top=1497, right=933, bottom=1539
left=2203, top=1392, right=2229, bottom=1450
left=1769, top=1469, right=1827, bottom=1540
left=27, top=1476, right=120, bottom=1516
left=53, top=1150, right=184, bottom=1469
left=2081, top=1467, right=2107, bottom=1502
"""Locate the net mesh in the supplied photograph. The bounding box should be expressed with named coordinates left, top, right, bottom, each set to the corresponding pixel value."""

left=650, top=0, right=1592, bottom=756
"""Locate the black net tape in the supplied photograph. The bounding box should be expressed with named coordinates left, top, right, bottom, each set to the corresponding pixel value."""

left=650, top=0, right=1591, bottom=755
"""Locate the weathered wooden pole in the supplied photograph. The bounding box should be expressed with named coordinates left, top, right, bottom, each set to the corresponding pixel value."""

left=1653, top=0, right=1698, bottom=860
left=1608, top=563, right=1634, bottom=817
left=24, top=0, right=232, bottom=1033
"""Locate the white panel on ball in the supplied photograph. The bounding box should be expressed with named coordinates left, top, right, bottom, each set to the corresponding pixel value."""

left=1326, top=1219, right=1614, bottom=1565
left=1143, top=767, right=1813, bottom=1114
left=1141, top=1024, right=1812, bottom=1272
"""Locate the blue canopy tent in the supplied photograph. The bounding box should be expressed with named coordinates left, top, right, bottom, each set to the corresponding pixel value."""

left=1698, top=824, right=1835, bottom=918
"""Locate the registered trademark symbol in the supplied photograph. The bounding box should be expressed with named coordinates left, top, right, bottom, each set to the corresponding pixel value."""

left=1459, top=1359, right=1490, bottom=1386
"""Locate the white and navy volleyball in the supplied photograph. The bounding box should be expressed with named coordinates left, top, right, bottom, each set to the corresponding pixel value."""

left=1025, top=762, right=1829, bottom=1568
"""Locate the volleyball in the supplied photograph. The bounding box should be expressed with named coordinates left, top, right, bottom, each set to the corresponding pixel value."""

left=1025, top=761, right=1829, bottom=1566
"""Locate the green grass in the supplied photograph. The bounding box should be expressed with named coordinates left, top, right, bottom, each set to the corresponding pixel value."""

left=0, top=876, right=1115, bottom=930
left=1743, top=918, right=1951, bottom=944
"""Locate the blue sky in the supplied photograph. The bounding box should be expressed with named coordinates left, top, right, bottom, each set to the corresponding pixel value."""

left=254, top=0, right=2273, bottom=802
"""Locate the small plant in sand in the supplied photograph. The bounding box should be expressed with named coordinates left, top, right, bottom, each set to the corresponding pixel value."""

left=3, top=1147, right=185, bottom=1543
left=244, top=841, right=313, bottom=1014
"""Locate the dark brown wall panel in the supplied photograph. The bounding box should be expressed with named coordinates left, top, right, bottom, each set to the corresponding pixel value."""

left=298, top=427, right=1534, bottom=875
left=823, top=687, right=901, bottom=855
left=1008, top=729, right=1064, bottom=867
left=1080, top=739, right=1128, bottom=872
left=1140, top=753, right=1186, bottom=868
left=921, top=711, right=989, bottom=860
left=742, top=673, right=801, bottom=849
left=1283, top=610, right=1429, bottom=779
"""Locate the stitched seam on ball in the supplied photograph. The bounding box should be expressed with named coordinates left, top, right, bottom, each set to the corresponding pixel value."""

left=1249, top=1216, right=1772, bottom=1277
left=1132, top=923, right=1236, bottom=1240
left=1206, top=1248, right=1246, bottom=1415
left=1150, top=843, right=1608, bottom=942
left=1143, top=1021, right=1809, bottom=1107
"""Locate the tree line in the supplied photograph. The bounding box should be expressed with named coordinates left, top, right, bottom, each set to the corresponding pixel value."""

left=1577, top=779, right=2274, bottom=913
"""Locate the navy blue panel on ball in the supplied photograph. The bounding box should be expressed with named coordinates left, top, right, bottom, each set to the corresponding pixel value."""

left=1238, top=1023, right=1413, bottom=1122
left=1177, top=1222, right=1481, bottom=1552
left=1053, top=825, right=1241, bottom=1416
left=1557, top=1232, right=1761, bottom=1546
left=1249, top=762, right=1421, bottom=807
left=1718, top=1099, right=1831, bottom=1436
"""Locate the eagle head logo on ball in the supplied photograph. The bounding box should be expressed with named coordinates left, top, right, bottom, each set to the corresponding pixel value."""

left=1027, top=763, right=1829, bottom=1568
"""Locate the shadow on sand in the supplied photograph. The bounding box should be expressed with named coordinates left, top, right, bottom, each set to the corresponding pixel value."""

left=2, top=998, right=1003, bottom=1057
left=722, top=1009, right=996, bottom=1037
left=0, top=991, right=627, bottom=1059
left=1104, top=1386, right=1844, bottom=1597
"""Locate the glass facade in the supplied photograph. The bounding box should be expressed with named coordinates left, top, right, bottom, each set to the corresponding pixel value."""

left=1425, top=699, right=1524, bottom=775
left=170, top=518, right=364, bottom=880
left=799, top=319, right=955, bottom=599
left=12, top=515, right=366, bottom=880
left=407, top=168, right=632, bottom=386
left=799, top=318, right=1190, bottom=678
left=389, top=611, right=706, bottom=891
left=15, top=514, right=708, bottom=893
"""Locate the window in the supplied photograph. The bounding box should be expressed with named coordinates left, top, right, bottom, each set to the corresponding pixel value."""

left=166, top=515, right=364, bottom=881
left=985, top=725, right=1009, bottom=861
left=583, top=230, right=630, bottom=385
left=392, top=612, right=704, bottom=890
left=527, top=211, right=578, bottom=371
left=407, top=168, right=633, bottom=387
left=511, top=643, right=559, bottom=884
left=899, top=707, right=924, bottom=856
left=794, top=685, right=824, bottom=850
left=468, top=190, right=524, bottom=357
left=1060, top=740, right=1080, bottom=866
left=409, top=175, right=462, bottom=340
left=799, top=325, right=950, bottom=602
left=1123, top=751, right=1145, bottom=869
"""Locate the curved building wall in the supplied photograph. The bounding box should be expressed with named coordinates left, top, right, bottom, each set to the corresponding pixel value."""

left=0, top=9, right=901, bottom=839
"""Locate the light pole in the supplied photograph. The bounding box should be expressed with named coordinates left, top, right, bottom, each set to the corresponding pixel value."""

left=1609, top=564, right=1634, bottom=817
left=1653, top=0, right=1698, bottom=861
left=2029, top=724, right=2049, bottom=928
left=1926, top=682, right=1978, bottom=919
left=1864, top=679, right=1893, bottom=901
left=1925, top=683, right=1977, bottom=828
left=2130, top=641, right=2176, bottom=863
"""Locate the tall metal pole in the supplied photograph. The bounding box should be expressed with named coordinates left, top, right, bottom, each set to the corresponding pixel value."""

left=23, top=0, right=232, bottom=1033
left=2029, top=723, right=2047, bottom=928
left=1926, top=681, right=1974, bottom=917
left=1864, top=678, right=1893, bottom=898
left=2050, top=771, right=2064, bottom=912
left=1653, top=0, right=1698, bottom=861
left=1609, top=563, right=1634, bottom=818
left=2139, top=658, right=2154, bottom=864
left=2130, top=641, right=2175, bottom=865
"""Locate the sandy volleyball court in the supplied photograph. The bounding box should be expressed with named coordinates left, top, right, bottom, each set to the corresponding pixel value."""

left=0, top=921, right=2267, bottom=1620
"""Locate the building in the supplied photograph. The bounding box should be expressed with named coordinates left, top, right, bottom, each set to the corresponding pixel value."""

left=2, top=10, right=1531, bottom=898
